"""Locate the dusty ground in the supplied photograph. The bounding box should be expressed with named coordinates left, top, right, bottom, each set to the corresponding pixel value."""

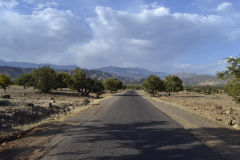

left=0, top=85, right=116, bottom=160
left=156, top=91, right=240, bottom=129
left=139, top=90, right=240, bottom=160
left=0, top=85, right=112, bottom=140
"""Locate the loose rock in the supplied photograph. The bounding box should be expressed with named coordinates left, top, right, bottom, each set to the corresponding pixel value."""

left=229, top=119, right=238, bottom=126
left=215, top=105, right=223, bottom=110
left=233, top=124, right=240, bottom=130
left=1, top=142, right=7, bottom=146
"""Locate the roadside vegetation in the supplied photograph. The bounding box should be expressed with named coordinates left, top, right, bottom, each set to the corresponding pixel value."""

left=141, top=55, right=240, bottom=130
left=0, top=66, right=123, bottom=139
left=217, top=56, right=240, bottom=102
left=141, top=75, right=183, bottom=96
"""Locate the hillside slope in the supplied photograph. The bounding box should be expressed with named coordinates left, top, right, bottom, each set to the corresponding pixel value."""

left=0, top=59, right=77, bottom=70
left=174, top=73, right=224, bottom=86
left=99, top=66, right=168, bottom=79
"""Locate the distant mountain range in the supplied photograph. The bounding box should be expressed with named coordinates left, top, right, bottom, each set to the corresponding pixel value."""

left=99, top=66, right=224, bottom=86
left=0, top=59, right=224, bottom=86
left=0, top=59, right=77, bottom=70
left=99, top=66, right=168, bottom=79
left=174, top=72, right=224, bottom=86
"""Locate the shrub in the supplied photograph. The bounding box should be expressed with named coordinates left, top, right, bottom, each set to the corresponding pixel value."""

left=32, top=66, right=57, bottom=93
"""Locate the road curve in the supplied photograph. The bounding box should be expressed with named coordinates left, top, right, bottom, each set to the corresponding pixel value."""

left=42, top=90, right=223, bottom=160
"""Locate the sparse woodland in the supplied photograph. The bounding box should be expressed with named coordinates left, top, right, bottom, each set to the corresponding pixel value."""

left=0, top=66, right=123, bottom=139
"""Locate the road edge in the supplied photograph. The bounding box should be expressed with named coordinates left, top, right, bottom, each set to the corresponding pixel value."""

left=138, top=90, right=240, bottom=160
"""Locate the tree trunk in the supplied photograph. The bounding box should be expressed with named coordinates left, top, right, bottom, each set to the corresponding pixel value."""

left=168, top=92, right=170, bottom=96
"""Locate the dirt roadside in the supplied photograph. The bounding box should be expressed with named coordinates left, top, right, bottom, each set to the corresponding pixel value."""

left=138, top=90, right=240, bottom=160
left=0, top=94, right=115, bottom=160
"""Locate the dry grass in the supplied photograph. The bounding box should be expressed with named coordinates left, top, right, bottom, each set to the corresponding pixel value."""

left=0, top=85, right=113, bottom=139
left=157, top=91, right=240, bottom=125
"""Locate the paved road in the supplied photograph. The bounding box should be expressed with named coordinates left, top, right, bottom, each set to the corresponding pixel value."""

left=43, top=90, right=223, bottom=160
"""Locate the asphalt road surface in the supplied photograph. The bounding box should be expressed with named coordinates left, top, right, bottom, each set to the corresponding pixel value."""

left=42, top=90, right=223, bottom=160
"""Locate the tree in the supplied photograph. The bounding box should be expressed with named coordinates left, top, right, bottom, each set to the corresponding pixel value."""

left=55, top=72, right=71, bottom=90
left=164, top=75, right=183, bottom=96
left=217, top=56, right=240, bottom=102
left=0, top=74, right=11, bottom=95
left=91, top=79, right=104, bottom=98
left=70, top=68, right=87, bottom=96
left=16, top=73, right=34, bottom=89
left=103, top=78, right=122, bottom=92
left=32, top=66, right=57, bottom=93
left=84, top=78, right=95, bottom=96
left=142, top=75, right=165, bottom=96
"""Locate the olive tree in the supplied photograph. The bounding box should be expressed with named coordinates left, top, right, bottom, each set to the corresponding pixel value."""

left=70, top=68, right=87, bottom=96
left=217, top=56, right=240, bottom=102
left=32, top=66, right=57, bottom=93
left=103, top=78, right=122, bottom=93
left=16, top=73, right=34, bottom=89
left=91, top=79, right=104, bottom=98
left=142, top=75, right=165, bottom=96
left=0, top=74, right=11, bottom=95
left=55, top=72, right=71, bottom=90
left=164, top=75, right=183, bottom=96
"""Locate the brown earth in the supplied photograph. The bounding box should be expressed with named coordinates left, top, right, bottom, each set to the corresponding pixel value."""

left=155, top=91, right=240, bottom=128
left=0, top=85, right=112, bottom=140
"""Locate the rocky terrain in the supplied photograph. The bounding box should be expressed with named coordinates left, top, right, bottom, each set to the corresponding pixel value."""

left=155, top=91, right=240, bottom=129
left=0, top=85, right=110, bottom=141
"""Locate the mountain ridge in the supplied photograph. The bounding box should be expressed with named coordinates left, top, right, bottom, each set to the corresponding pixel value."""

left=99, top=66, right=169, bottom=79
left=0, top=59, right=78, bottom=70
left=0, top=59, right=224, bottom=86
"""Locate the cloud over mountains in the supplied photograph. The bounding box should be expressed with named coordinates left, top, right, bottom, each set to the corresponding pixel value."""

left=0, top=1, right=239, bottom=74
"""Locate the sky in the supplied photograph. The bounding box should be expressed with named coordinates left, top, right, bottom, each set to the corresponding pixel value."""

left=0, top=0, right=240, bottom=74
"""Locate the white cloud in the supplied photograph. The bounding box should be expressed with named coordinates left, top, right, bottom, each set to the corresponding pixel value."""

left=68, top=6, right=236, bottom=73
left=35, top=2, right=58, bottom=11
left=0, top=3, right=239, bottom=74
left=215, top=2, right=232, bottom=11
left=0, top=8, right=92, bottom=63
left=0, top=0, right=18, bottom=8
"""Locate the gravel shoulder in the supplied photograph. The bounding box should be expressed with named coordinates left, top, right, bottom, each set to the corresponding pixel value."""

left=138, top=90, right=240, bottom=160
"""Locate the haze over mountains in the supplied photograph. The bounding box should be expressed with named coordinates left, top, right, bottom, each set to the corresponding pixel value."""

left=0, top=59, right=223, bottom=86
left=99, top=66, right=168, bottom=79
left=0, top=59, right=77, bottom=71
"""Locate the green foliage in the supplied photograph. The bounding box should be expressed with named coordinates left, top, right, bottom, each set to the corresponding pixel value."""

left=0, top=74, right=11, bottom=95
left=16, top=73, right=34, bottom=89
left=164, top=75, right=183, bottom=96
left=217, top=56, right=240, bottom=102
left=32, top=66, right=57, bottom=93
left=184, top=86, right=223, bottom=94
left=126, top=84, right=142, bottom=90
left=55, top=72, right=71, bottom=90
left=91, top=79, right=104, bottom=98
left=142, top=75, right=164, bottom=96
left=70, top=68, right=105, bottom=97
left=223, top=79, right=240, bottom=102
left=70, top=68, right=87, bottom=94
left=103, top=78, right=122, bottom=92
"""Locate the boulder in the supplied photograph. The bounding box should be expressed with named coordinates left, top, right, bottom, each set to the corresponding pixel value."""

left=229, top=119, right=238, bottom=126
left=215, top=105, right=222, bottom=110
